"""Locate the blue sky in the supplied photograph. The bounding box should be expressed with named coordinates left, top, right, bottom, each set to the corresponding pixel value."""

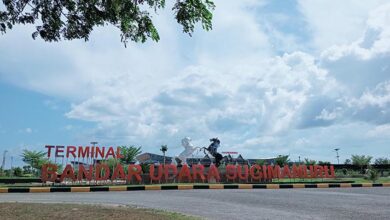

left=1, top=0, right=390, bottom=167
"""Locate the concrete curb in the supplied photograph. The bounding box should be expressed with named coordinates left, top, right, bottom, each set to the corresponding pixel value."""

left=1, top=183, right=389, bottom=193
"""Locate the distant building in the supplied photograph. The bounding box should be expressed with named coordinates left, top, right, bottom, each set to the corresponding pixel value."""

left=137, top=152, right=276, bottom=166
left=137, top=152, right=173, bottom=164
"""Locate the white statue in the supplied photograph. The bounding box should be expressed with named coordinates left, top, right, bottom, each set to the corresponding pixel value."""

left=177, top=137, right=197, bottom=164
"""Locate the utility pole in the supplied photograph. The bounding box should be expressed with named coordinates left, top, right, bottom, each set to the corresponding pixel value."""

left=1, top=150, right=7, bottom=170
left=90, top=141, right=98, bottom=164
left=10, top=156, right=13, bottom=177
left=160, top=145, right=168, bottom=166
left=90, top=142, right=98, bottom=166
left=334, top=148, right=340, bottom=164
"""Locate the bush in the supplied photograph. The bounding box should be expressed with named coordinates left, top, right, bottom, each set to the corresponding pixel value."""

left=366, top=168, right=379, bottom=183
left=13, top=167, right=23, bottom=177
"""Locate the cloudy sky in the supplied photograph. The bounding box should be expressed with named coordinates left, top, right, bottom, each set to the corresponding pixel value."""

left=1, top=0, right=390, bottom=167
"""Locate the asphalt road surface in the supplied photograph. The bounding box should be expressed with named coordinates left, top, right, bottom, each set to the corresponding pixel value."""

left=1, top=188, right=389, bottom=220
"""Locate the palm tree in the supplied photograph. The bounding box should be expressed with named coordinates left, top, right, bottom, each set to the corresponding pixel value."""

left=160, top=145, right=168, bottom=165
left=304, top=158, right=317, bottom=165
left=119, top=146, right=142, bottom=164
left=21, top=149, right=48, bottom=175
left=351, top=155, right=372, bottom=174
left=275, top=155, right=290, bottom=166
left=374, top=157, right=389, bottom=165
left=344, top=159, right=352, bottom=165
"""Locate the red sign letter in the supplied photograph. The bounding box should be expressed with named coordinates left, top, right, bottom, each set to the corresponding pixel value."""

left=96, top=163, right=110, bottom=180
left=112, top=164, right=126, bottom=180
left=149, top=165, right=163, bottom=182
left=77, top=164, right=93, bottom=181
left=41, top=164, right=58, bottom=182
left=192, top=165, right=206, bottom=181
left=207, top=165, right=220, bottom=182
left=60, top=164, right=76, bottom=182
left=178, top=165, right=192, bottom=182
left=127, top=165, right=142, bottom=183
left=250, top=165, right=262, bottom=181
left=226, top=165, right=237, bottom=181
left=45, top=145, right=55, bottom=157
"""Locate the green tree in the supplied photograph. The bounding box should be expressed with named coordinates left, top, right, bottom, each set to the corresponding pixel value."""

left=304, top=158, right=317, bottom=165
left=0, top=0, right=215, bottom=46
left=274, top=155, right=290, bottom=166
left=105, top=158, right=120, bottom=173
left=13, top=167, right=23, bottom=177
left=374, top=157, right=389, bottom=165
left=21, top=150, right=47, bottom=171
left=318, top=161, right=331, bottom=166
left=351, top=155, right=372, bottom=174
left=344, top=159, right=352, bottom=165
left=256, top=159, right=267, bottom=166
left=140, top=163, right=151, bottom=174
left=119, top=146, right=142, bottom=164
left=22, top=165, right=32, bottom=174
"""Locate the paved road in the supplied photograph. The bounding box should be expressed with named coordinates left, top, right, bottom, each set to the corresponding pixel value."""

left=1, top=188, right=389, bottom=220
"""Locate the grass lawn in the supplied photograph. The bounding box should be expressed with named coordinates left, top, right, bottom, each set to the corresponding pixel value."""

left=273, top=177, right=390, bottom=183
left=337, top=177, right=390, bottom=183
left=0, top=203, right=200, bottom=220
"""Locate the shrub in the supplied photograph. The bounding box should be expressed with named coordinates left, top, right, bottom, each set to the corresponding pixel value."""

left=366, top=168, right=379, bottom=183
left=13, top=167, right=23, bottom=177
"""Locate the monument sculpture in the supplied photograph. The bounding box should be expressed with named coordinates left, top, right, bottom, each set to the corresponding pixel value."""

left=175, top=137, right=224, bottom=167
left=175, top=137, right=198, bottom=165
left=203, top=137, right=223, bottom=167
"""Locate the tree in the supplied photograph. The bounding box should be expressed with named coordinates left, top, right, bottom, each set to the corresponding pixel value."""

left=304, top=158, right=316, bottom=166
left=344, top=159, right=352, bottom=165
left=0, top=0, right=215, bottom=46
left=21, top=149, right=47, bottom=171
left=13, top=167, right=23, bottom=177
left=318, top=161, right=331, bottom=166
left=374, top=157, right=389, bottom=165
left=351, top=155, right=372, bottom=174
left=22, top=165, right=32, bottom=174
left=140, top=163, right=150, bottom=174
left=256, top=159, right=267, bottom=166
left=105, top=157, right=121, bottom=175
left=351, top=155, right=372, bottom=166
left=119, top=146, right=142, bottom=164
left=274, top=155, right=290, bottom=166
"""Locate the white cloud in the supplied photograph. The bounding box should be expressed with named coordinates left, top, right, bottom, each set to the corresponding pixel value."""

left=367, top=124, right=390, bottom=137
left=18, top=128, right=33, bottom=134
left=321, top=3, right=390, bottom=61
left=65, top=51, right=341, bottom=156
left=298, top=0, right=388, bottom=51
left=353, top=81, right=390, bottom=109
left=315, top=108, right=342, bottom=121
